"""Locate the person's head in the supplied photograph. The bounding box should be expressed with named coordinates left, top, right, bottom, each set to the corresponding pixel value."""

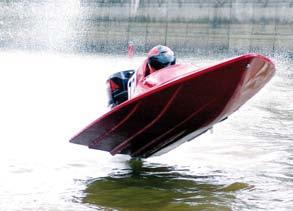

left=147, top=45, right=176, bottom=73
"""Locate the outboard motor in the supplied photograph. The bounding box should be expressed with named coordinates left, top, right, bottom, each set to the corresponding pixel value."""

left=106, top=70, right=135, bottom=108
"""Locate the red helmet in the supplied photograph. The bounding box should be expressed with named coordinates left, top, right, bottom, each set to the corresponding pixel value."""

left=147, top=45, right=176, bottom=71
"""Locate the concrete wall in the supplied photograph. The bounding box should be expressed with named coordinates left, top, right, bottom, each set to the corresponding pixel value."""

left=76, top=0, right=293, bottom=55
left=1, top=0, right=293, bottom=55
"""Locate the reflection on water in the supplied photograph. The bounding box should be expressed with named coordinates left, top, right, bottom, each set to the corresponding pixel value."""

left=82, top=160, right=251, bottom=211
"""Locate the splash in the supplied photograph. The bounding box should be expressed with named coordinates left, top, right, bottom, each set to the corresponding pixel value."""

left=0, top=0, right=81, bottom=52
left=36, top=0, right=81, bottom=51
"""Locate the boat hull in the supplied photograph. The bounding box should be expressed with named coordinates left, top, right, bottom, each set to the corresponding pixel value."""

left=70, top=54, right=275, bottom=158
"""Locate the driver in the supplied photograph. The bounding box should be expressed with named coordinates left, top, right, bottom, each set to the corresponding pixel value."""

left=147, top=45, right=176, bottom=74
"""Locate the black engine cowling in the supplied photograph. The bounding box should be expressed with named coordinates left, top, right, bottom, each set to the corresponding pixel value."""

left=106, top=70, right=135, bottom=108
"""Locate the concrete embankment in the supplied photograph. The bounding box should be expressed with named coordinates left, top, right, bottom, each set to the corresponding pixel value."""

left=1, top=0, right=293, bottom=55
left=77, top=0, right=293, bottom=55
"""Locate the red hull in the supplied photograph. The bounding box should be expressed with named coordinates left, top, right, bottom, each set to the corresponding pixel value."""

left=70, top=54, right=275, bottom=158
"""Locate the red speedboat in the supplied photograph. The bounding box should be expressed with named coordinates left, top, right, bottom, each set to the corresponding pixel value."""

left=70, top=54, right=275, bottom=158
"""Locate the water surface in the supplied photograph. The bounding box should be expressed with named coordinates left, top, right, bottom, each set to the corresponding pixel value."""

left=0, top=51, right=292, bottom=211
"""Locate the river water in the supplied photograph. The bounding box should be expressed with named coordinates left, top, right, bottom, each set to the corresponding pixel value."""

left=0, top=51, right=292, bottom=211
